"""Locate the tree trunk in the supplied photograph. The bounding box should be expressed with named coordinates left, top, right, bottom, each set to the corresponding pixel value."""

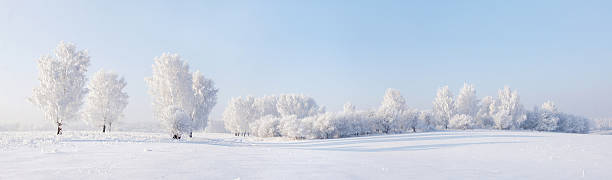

left=102, top=125, right=106, bottom=133
left=56, top=124, right=62, bottom=135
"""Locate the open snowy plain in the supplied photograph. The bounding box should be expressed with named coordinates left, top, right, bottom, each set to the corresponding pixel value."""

left=1, top=130, right=611, bottom=179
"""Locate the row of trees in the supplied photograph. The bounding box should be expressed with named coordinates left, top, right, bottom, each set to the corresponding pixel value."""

left=30, top=42, right=129, bottom=134
left=434, top=84, right=589, bottom=133
left=145, top=53, right=219, bottom=139
left=31, top=42, right=219, bottom=138
left=223, top=84, right=590, bottom=139
left=221, top=91, right=434, bottom=139
left=31, top=41, right=591, bottom=139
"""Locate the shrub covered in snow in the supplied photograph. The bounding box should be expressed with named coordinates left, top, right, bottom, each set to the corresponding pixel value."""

left=164, top=106, right=192, bottom=139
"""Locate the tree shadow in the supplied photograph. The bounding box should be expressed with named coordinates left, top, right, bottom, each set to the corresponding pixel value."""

left=253, top=132, right=542, bottom=149
left=299, top=141, right=523, bottom=152
left=183, top=131, right=541, bottom=153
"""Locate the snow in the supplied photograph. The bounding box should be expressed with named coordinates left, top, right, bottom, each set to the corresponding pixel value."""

left=1, top=130, right=611, bottom=179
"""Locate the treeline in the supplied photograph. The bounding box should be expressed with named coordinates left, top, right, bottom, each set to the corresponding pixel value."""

left=30, top=41, right=592, bottom=139
left=223, top=84, right=590, bottom=139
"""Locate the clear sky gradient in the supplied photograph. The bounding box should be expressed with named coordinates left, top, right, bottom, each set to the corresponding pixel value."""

left=1, top=0, right=611, bottom=128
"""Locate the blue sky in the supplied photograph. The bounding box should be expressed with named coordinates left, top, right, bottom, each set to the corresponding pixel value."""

left=1, top=0, right=611, bottom=127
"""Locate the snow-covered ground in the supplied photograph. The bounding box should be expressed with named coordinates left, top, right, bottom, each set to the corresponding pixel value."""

left=1, top=130, right=610, bottom=179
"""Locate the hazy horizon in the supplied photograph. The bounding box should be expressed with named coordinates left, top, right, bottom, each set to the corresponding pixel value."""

left=1, top=0, right=611, bottom=130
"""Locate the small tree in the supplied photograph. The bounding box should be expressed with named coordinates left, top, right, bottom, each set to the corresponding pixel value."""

left=476, top=96, right=496, bottom=128
left=223, top=96, right=257, bottom=136
left=378, top=89, right=407, bottom=133
left=417, top=111, right=436, bottom=131
left=492, top=86, right=525, bottom=130
left=164, top=106, right=192, bottom=139
left=433, top=86, right=455, bottom=129
left=30, top=41, right=90, bottom=135
left=403, top=110, right=419, bottom=133
left=535, top=101, right=559, bottom=131
left=455, top=83, right=479, bottom=117
left=83, top=70, right=129, bottom=133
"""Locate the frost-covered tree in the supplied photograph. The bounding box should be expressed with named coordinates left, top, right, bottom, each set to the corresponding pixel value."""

left=455, top=83, right=479, bottom=117
left=83, top=70, right=129, bottom=133
left=191, top=70, right=218, bottom=131
left=491, top=86, right=525, bottom=130
left=558, top=113, right=589, bottom=133
left=402, top=109, right=420, bottom=132
left=30, top=41, right=90, bottom=135
left=223, top=96, right=257, bottom=136
left=535, top=101, right=559, bottom=131
left=146, top=53, right=195, bottom=139
left=378, top=89, right=407, bottom=133
left=433, top=86, right=455, bottom=129
left=521, top=107, right=540, bottom=130
left=476, top=96, right=496, bottom=128
left=417, top=111, right=436, bottom=131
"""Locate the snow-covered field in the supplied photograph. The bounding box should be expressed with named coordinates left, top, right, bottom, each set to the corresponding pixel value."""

left=1, top=130, right=610, bottom=179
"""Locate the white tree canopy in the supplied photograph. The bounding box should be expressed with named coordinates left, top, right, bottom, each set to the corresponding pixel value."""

left=455, top=83, right=479, bottom=117
left=492, top=86, right=525, bottom=130
left=378, top=88, right=407, bottom=133
left=83, top=70, right=129, bottom=132
left=223, top=96, right=257, bottom=134
left=30, top=41, right=90, bottom=135
left=433, top=86, right=455, bottom=129
left=535, top=101, right=559, bottom=131
left=476, top=96, right=496, bottom=128
left=146, top=53, right=194, bottom=138
left=276, top=94, right=321, bottom=119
